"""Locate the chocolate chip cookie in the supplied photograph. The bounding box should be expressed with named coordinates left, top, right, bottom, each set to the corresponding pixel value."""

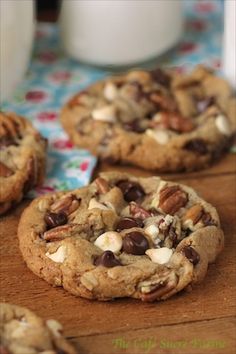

left=60, top=66, right=236, bottom=171
left=18, top=172, right=224, bottom=302
left=0, top=112, right=47, bottom=215
left=0, top=303, right=76, bottom=353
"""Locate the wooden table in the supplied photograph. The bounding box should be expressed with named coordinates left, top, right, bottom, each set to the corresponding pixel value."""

left=1, top=155, right=236, bottom=354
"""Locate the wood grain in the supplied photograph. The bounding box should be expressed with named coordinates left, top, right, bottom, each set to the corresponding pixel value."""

left=0, top=154, right=236, bottom=354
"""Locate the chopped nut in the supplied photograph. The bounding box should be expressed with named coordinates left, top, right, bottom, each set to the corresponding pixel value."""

left=139, top=272, right=177, bottom=301
left=103, top=82, right=118, bottom=101
left=38, top=198, right=50, bottom=212
left=94, top=231, right=122, bottom=254
left=43, top=224, right=77, bottom=241
left=92, top=105, right=116, bottom=123
left=46, top=245, right=67, bottom=263
left=146, top=129, right=169, bottom=145
left=126, top=70, right=151, bottom=84
left=130, top=202, right=151, bottom=220
left=95, top=177, right=110, bottom=194
left=146, top=247, right=173, bottom=264
left=50, top=194, right=80, bottom=215
left=46, top=319, right=63, bottom=337
left=182, top=204, right=203, bottom=229
left=0, top=162, right=14, bottom=177
left=158, top=185, right=188, bottom=215
left=81, top=272, right=98, bottom=290
left=88, top=198, right=112, bottom=211
left=215, top=114, right=231, bottom=136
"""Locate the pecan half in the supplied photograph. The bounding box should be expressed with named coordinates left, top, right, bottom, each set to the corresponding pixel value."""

left=182, top=204, right=203, bottom=226
left=50, top=194, right=80, bottom=215
left=43, top=223, right=78, bottom=241
left=95, top=177, right=110, bottom=194
left=154, top=112, right=195, bottom=133
left=182, top=204, right=216, bottom=230
left=0, top=162, right=13, bottom=177
left=159, top=186, right=188, bottom=215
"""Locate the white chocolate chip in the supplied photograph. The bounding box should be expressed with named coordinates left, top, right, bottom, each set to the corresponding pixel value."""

left=145, top=224, right=159, bottom=238
left=94, top=231, right=122, bottom=254
left=152, top=113, right=163, bottom=123
left=46, top=319, right=63, bottom=337
left=46, top=246, right=66, bottom=263
left=215, top=114, right=231, bottom=136
left=88, top=198, right=111, bottom=211
left=103, top=82, right=118, bottom=101
left=146, top=129, right=169, bottom=145
left=146, top=247, right=173, bottom=264
left=92, top=105, right=116, bottom=123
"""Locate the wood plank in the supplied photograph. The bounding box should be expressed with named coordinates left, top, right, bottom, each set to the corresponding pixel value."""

left=0, top=154, right=235, bottom=351
left=97, top=153, right=236, bottom=180
left=73, top=317, right=236, bottom=354
left=0, top=185, right=235, bottom=338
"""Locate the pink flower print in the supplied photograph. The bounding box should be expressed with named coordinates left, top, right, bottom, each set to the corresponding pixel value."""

left=53, top=139, right=74, bottom=150
left=187, top=19, right=207, bottom=32
left=35, top=185, right=55, bottom=195
left=50, top=71, right=71, bottom=83
left=179, top=42, right=197, bottom=54
left=195, top=1, right=216, bottom=13
left=36, top=29, right=46, bottom=39
left=80, top=161, right=89, bottom=172
left=37, top=112, right=57, bottom=122
left=211, top=59, right=221, bottom=70
left=37, top=51, right=57, bottom=63
left=25, top=90, right=47, bottom=103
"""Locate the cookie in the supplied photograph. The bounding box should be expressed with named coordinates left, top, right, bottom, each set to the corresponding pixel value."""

left=0, top=302, right=76, bottom=354
left=0, top=112, right=47, bottom=215
left=18, top=172, right=224, bottom=302
left=60, top=66, right=236, bottom=172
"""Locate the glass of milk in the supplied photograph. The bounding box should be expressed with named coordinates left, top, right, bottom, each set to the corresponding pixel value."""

left=223, top=0, right=236, bottom=89
left=59, top=0, right=183, bottom=67
left=0, top=0, right=35, bottom=102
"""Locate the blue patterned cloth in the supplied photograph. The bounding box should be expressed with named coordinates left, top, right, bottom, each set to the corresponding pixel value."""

left=1, top=0, right=228, bottom=195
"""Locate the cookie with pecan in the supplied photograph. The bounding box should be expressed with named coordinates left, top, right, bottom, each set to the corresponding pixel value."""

left=60, top=66, right=236, bottom=172
left=18, top=172, right=224, bottom=302
left=0, top=303, right=76, bottom=353
left=0, top=112, right=47, bottom=214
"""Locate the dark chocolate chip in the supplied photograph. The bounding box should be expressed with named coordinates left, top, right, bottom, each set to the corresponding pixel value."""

left=94, top=251, right=121, bottom=267
left=150, top=68, right=171, bottom=88
left=184, top=139, right=208, bottom=155
left=116, top=217, right=144, bottom=231
left=196, top=96, right=215, bottom=113
left=123, top=231, right=149, bottom=255
left=182, top=246, right=200, bottom=265
left=123, top=120, right=146, bottom=133
left=44, top=212, right=68, bottom=229
left=116, top=180, right=145, bottom=202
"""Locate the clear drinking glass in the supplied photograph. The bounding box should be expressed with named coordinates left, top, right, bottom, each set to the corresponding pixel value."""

left=59, top=0, right=183, bottom=67
left=0, top=0, right=35, bottom=102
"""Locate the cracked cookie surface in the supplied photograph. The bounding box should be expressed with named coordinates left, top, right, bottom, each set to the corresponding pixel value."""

left=0, top=112, right=47, bottom=215
left=18, top=172, right=224, bottom=302
left=0, top=303, right=76, bottom=354
left=61, top=66, right=236, bottom=172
